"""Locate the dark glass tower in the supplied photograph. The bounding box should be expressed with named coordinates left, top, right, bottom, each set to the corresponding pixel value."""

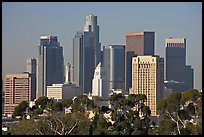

left=165, top=38, right=186, bottom=82
left=37, top=35, right=64, bottom=98
left=83, top=15, right=101, bottom=93
left=103, top=45, right=125, bottom=93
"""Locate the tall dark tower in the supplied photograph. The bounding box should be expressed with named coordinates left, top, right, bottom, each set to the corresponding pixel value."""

left=36, top=35, right=64, bottom=98
left=83, top=15, right=101, bottom=93
left=165, top=38, right=186, bottom=82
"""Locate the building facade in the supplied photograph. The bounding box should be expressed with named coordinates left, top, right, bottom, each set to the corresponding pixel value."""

left=4, top=73, right=35, bottom=115
left=92, top=62, right=108, bottom=100
left=83, top=15, right=101, bottom=93
left=73, top=32, right=83, bottom=88
left=130, top=55, right=164, bottom=116
left=26, top=58, right=37, bottom=100
left=165, top=38, right=194, bottom=91
left=37, top=35, right=64, bottom=99
left=125, top=31, right=155, bottom=93
left=165, top=38, right=186, bottom=82
left=103, top=45, right=125, bottom=94
left=47, top=84, right=82, bottom=100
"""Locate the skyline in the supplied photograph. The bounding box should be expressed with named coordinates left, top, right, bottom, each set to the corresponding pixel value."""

left=2, top=2, right=202, bottom=91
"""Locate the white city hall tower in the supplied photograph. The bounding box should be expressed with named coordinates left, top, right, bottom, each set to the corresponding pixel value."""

left=92, top=62, right=108, bottom=101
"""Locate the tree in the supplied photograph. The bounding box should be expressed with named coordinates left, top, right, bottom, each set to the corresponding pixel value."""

left=35, top=96, right=49, bottom=109
left=12, top=101, right=29, bottom=119
left=61, top=98, right=73, bottom=108
left=157, top=89, right=202, bottom=135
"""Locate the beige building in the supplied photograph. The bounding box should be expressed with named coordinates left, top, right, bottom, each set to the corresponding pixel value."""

left=47, top=83, right=82, bottom=100
left=4, top=73, right=35, bottom=116
left=130, top=55, right=164, bottom=116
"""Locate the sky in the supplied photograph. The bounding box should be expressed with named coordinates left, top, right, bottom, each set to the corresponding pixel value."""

left=2, top=2, right=202, bottom=91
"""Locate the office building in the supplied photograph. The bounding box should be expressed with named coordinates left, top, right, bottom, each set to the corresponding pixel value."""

left=26, top=58, right=36, bottom=74
left=165, top=38, right=194, bottom=91
left=130, top=55, right=164, bottom=116
left=103, top=45, right=125, bottom=93
left=4, top=73, right=35, bottom=115
left=166, top=38, right=186, bottom=82
left=73, top=32, right=83, bottom=87
left=92, top=62, right=108, bottom=100
left=125, top=31, right=155, bottom=93
left=47, top=83, right=82, bottom=100
left=26, top=58, right=37, bottom=100
left=185, top=65, right=194, bottom=89
left=37, top=35, right=64, bottom=99
left=83, top=15, right=101, bottom=93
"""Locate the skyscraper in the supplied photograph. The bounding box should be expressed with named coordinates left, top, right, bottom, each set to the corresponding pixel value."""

left=83, top=15, right=101, bottom=93
left=92, top=62, right=108, bottom=100
left=165, top=38, right=186, bottom=82
left=36, top=35, right=64, bottom=99
left=26, top=58, right=36, bottom=100
left=103, top=45, right=125, bottom=93
left=165, top=38, right=194, bottom=92
left=4, top=73, right=35, bottom=115
left=125, top=31, right=155, bottom=93
left=26, top=58, right=36, bottom=74
left=130, top=55, right=164, bottom=116
left=185, top=65, right=194, bottom=89
left=73, top=32, right=83, bottom=88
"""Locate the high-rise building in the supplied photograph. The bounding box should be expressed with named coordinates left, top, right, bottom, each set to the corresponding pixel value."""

left=103, top=45, right=125, bottom=94
left=83, top=15, right=101, bottom=93
left=36, top=35, right=64, bottom=99
left=65, top=63, right=71, bottom=84
left=73, top=31, right=83, bottom=88
left=4, top=73, right=35, bottom=116
left=165, top=38, right=194, bottom=92
left=125, top=31, right=155, bottom=93
left=130, top=55, right=164, bottom=116
left=185, top=65, right=194, bottom=89
left=166, top=38, right=186, bottom=82
left=92, top=62, right=108, bottom=100
left=26, top=58, right=36, bottom=74
left=26, top=58, right=37, bottom=100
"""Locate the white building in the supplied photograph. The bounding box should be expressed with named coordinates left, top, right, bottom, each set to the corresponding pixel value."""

left=47, top=83, right=82, bottom=100
left=92, top=62, right=108, bottom=101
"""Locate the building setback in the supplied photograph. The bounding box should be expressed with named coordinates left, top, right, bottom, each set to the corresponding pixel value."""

left=4, top=73, right=35, bottom=116
left=36, top=35, right=64, bottom=99
left=125, top=31, right=155, bottom=93
left=92, top=62, right=108, bottom=101
left=130, top=55, right=164, bottom=116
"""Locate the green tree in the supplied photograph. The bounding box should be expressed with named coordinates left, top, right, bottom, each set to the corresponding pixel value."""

left=12, top=101, right=29, bottom=119
left=157, top=89, right=202, bottom=135
left=61, top=98, right=73, bottom=108
left=35, top=96, right=49, bottom=109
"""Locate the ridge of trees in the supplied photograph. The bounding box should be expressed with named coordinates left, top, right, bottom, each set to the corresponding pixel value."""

left=4, top=89, right=202, bottom=135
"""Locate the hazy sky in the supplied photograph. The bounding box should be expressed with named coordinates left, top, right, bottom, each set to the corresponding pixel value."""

left=2, top=2, right=202, bottom=91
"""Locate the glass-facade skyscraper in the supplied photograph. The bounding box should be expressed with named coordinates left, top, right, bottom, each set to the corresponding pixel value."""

left=36, top=35, right=64, bottom=99
left=73, top=32, right=83, bottom=89
left=83, top=15, right=101, bottom=93
left=103, top=45, right=125, bottom=93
